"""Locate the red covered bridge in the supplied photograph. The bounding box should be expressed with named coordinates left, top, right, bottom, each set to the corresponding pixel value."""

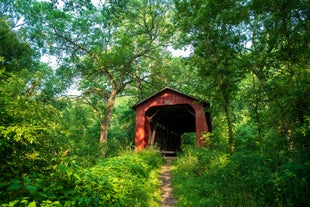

left=132, top=87, right=211, bottom=152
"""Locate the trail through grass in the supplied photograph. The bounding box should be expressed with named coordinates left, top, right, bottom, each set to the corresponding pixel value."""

left=160, top=157, right=177, bottom=207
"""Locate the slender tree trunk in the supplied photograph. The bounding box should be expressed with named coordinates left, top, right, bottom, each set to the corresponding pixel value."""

left=254, top=101, right=262, bottom=144
left=223, top=96, right=234, bottom=153
left=99, top=88, right=117, bottom=143
left=252, top=73, right=263, bottom=144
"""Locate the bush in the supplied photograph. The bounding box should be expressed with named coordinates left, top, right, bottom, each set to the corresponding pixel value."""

left=0, top=149, right=164, bottom=207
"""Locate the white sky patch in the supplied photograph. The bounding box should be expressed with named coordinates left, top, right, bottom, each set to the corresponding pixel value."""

left=168, top=45, right=193, bottom=57
left=66, top=80, right=81, bottom=96
left=40, top=54, right=58, bottom=69
left=91, top=0, right=106, bottom=7
left=245, top=41, right=252, bottom=49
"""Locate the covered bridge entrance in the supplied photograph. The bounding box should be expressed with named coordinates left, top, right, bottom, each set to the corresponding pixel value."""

left=132, top=87, right=211, bottom=152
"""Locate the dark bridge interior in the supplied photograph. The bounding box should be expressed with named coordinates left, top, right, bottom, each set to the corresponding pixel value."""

left=145, top=104, right=196, bottom=152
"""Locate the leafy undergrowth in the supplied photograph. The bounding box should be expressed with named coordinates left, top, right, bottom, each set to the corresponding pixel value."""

left=0, top=149, right=163, bottom=207
left=172, top=146, right=310, bottom=207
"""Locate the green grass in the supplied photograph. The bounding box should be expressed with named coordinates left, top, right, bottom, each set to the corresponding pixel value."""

left=171, top=146, right=310, bottom=207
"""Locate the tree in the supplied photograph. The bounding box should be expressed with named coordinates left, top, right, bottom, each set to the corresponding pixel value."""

left=174, top=0, right=248, bottom=152
left=0, top=18, right=33, bottom=74
left=246, top=0, right=310, bottom=151
left=0, top=17, right=64, bottom=179
left=19, top=0, right=174, bottom=144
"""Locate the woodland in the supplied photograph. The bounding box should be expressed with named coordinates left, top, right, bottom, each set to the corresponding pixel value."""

left=0, top=0, right=309, bottom=206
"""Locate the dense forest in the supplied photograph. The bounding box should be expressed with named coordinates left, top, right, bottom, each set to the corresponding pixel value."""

left=0, top=0, right=309, bottom=206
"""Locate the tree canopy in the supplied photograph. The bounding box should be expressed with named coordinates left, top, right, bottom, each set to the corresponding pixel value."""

left=16, top=0, right=175, bottom=143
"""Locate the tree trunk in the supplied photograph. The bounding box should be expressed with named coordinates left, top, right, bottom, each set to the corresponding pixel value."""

left=99, top=88, right=117, bottom=143
left=252, top=73, right=263, bottom=144
left=223, top=97, right=234, bottom=153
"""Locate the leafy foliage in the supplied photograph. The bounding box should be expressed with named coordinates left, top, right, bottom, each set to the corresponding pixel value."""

left=1, top=149, right=163, bottom=206
left=172, top=147, right=310, bottom=207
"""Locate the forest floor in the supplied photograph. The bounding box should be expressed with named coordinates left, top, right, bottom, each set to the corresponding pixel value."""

left=160, top=157, right=177, bottom=207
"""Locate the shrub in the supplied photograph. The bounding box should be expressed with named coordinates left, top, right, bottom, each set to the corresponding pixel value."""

left=1, top=149, right=164, bottom=207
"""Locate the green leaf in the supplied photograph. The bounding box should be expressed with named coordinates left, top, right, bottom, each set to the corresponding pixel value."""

left=7, top=179, right=22, bottom=190
left=57, top=163, right=67, bottom=173
left=73, top=173, right=81, bottom=180
left=26, top=185, right=37, bottom=193
left=8, top=200, right=20, bottom=206
left=27, top=201, right=36, bottom=207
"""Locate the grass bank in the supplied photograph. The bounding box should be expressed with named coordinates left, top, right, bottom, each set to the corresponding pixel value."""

left=171, top=146, right=310, bottom=207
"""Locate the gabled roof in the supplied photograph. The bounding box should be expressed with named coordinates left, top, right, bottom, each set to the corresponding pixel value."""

left=132, top=87, right=199, bottom=110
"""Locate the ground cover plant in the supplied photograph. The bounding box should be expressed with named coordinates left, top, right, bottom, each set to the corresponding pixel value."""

left=172, top=145, right=310, bottom=207
left=0, top=149, right=163, bottom=207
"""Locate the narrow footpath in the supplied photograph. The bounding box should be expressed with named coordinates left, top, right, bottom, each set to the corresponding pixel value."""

left=160, top=157, right=177, bottom=207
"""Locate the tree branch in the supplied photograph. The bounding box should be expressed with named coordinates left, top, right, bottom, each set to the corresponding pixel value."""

left=51, top=27, right=116, bottom=86
left=51, top=27, right=93, bottom=56
left=82, top=96, right=103, bottom=124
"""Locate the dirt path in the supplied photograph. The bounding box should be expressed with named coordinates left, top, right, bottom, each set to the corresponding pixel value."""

left=160, top=157, right=177, bottom=207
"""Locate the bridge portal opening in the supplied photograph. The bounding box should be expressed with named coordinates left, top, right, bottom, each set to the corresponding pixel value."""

left=145, top=104, right=195, bottom=153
